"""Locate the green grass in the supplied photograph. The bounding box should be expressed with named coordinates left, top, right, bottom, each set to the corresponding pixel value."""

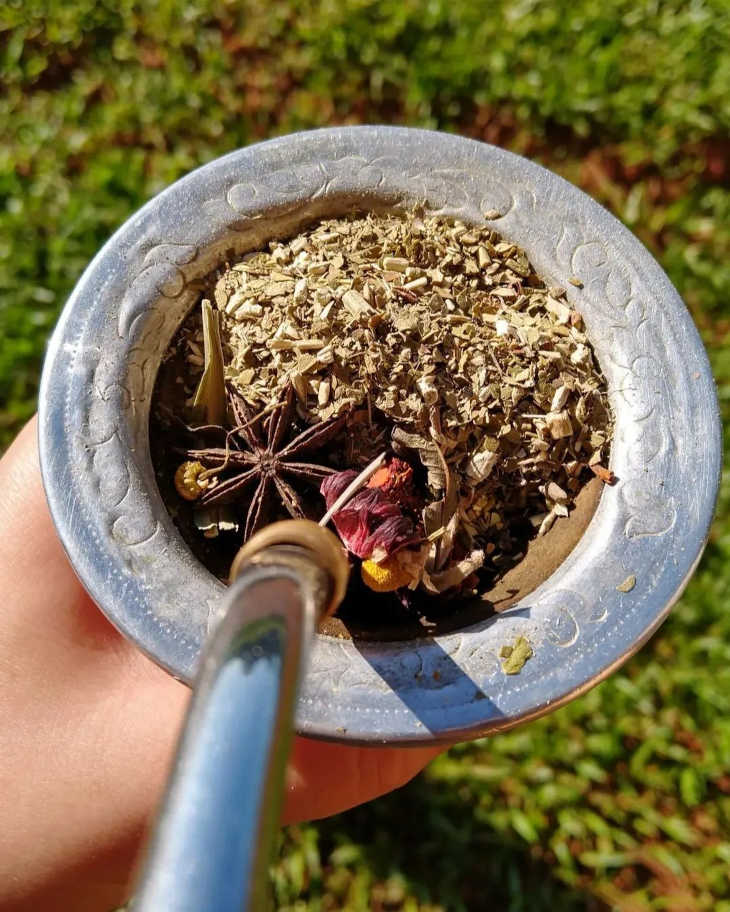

left=3, top=2, right=730, bottom=908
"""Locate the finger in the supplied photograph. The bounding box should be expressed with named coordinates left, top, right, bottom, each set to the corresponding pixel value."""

left=0, top=416, right=80, bottom=564
left=283, top=738, right=443, bottom=824
left=0, top=417, right=127, bottom=653
left=0, top=417, right=86, bottom=596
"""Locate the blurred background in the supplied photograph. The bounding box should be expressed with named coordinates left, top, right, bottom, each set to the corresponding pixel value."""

left=2, top=2, right=730, bottom=909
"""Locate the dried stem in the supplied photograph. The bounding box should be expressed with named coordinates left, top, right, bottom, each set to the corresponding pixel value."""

left=318, top=452, right=387, bottom=528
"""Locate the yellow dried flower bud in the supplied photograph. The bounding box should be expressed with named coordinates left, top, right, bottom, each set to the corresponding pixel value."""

left=174, top=460, right=209, bottom=501
left=361, top=555, right=413, bottom=592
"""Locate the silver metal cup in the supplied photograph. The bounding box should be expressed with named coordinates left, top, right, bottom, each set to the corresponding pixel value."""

left=39, top=126, right=721, bottom=745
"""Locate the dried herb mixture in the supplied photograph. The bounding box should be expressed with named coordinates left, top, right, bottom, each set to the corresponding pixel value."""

left=155, top=211, right=613, bottom=607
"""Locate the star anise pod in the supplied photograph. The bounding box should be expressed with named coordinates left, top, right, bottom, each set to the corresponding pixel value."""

left=182, top=384, right=345, bottom=540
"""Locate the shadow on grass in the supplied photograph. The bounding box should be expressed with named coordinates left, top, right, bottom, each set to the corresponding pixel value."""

left=277, top=769, right=606, bottom=912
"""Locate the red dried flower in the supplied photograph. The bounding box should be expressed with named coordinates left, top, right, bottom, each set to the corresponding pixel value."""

left=321, top=470, right=421, bottom=559
left=366, top=456, right=422, bottom=512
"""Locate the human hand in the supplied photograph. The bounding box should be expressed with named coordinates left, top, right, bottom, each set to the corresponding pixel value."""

left=0, top=419, right=441, bottom=911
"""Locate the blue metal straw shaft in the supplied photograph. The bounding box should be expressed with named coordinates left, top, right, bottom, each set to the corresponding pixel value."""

left=133, top=561, right=318, bottom=911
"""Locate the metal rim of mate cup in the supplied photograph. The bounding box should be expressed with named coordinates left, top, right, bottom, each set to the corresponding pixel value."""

left=38, top=126, right=721, bottom=745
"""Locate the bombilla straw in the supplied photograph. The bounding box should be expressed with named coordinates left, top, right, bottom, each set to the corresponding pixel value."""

left=133, top=521, right=349, bottom=912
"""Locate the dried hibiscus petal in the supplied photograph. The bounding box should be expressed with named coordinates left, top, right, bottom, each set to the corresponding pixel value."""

left=321, top=471, right=421, bottom=559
